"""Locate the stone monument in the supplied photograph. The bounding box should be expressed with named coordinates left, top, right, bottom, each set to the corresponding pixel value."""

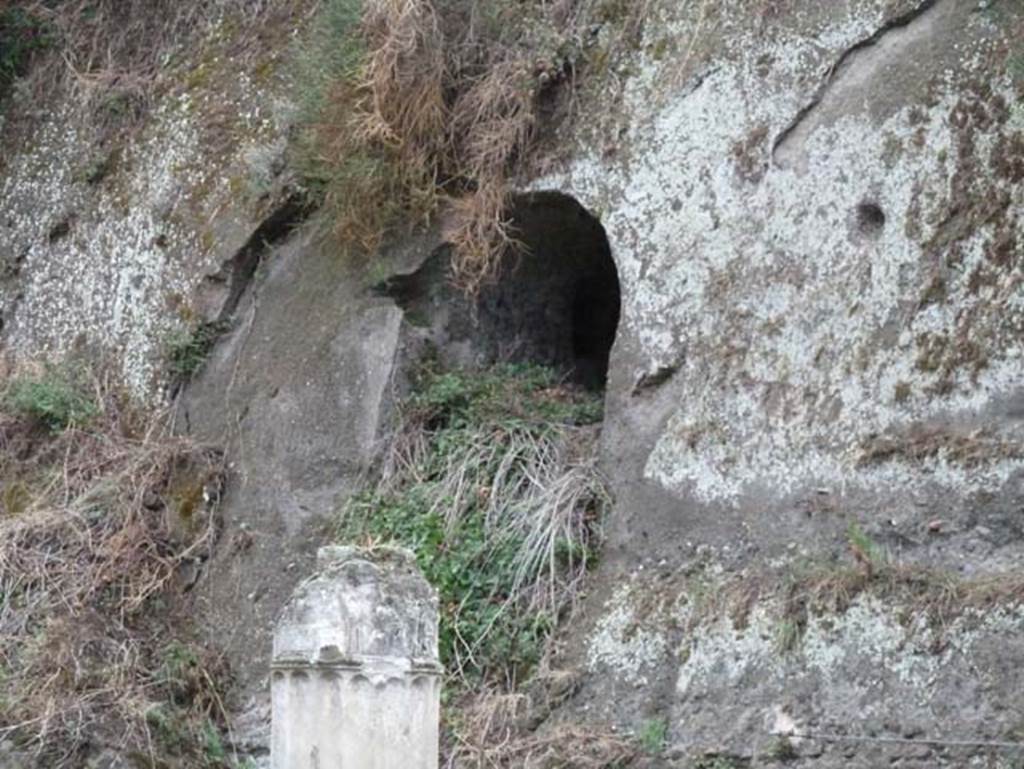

left=271, top=545, right=442, bottom=768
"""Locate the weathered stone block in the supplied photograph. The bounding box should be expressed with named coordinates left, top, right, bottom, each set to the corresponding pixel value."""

left=271, top=546, right=441, bottom=769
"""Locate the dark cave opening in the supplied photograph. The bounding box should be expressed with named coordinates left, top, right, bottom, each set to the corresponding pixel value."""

left=384, top=191, right=621, bottom=390
left=474, top=191, right=620, bottom=389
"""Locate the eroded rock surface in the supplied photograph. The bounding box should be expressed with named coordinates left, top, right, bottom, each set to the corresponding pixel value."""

left=543, top=0, right=1024, bottom=764
left=0, top=63, right=294, bottom=396
left=1, top=0, right=1022, bottom=765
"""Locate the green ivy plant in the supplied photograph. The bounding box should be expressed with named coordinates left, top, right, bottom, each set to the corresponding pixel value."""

left=339, top=363, right=608, bottom=688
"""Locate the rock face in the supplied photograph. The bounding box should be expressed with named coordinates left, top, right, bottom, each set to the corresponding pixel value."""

left=559, top=0, right=1024, bottom=543
left=548, top=0, right=1024, bottom=764
left=0, top=59, right=295, bottom=397
left=177, top=227, right=409, bottom=695
left=1, top=0, right=1023, bottom=765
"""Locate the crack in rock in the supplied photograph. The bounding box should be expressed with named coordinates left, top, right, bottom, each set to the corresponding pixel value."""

left=197, top=195, right=311, bottom=326
left=773, top=0, right=944, bottom=172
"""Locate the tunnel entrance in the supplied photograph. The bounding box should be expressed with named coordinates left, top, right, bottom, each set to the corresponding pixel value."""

left=384, top=192, right=621, bottom=390
left=483, top=192, right=620, bottom=389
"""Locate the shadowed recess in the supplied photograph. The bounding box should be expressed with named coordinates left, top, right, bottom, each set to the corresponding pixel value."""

left=502, top=191, right=621, bottom=390
left=382, top=191, right=621, bottom=390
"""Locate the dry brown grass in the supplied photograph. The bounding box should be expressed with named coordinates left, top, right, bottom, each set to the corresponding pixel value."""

left=857, top=425, right=1024, bottom=468
left=697, top=532, right=1024, bottom=653
left=780, top=560, right=1024, bottom=643
left=678, top=524, right=1024, bottom=654
left=299, top=0, right=615, bottom=292
left=3, top=0, right=303, bottom=132
left=444, top=688, right=638, bottom=768
left=0, top=366, right=228, bottom=766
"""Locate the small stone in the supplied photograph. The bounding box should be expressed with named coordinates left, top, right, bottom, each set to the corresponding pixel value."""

left=85, top=750, right=130, bottom=769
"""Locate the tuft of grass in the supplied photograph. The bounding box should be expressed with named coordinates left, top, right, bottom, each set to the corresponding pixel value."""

left=845, top=522, right=887, bottom=575
left=339, top=362, right=608, bottom=688
left=292, top=0, right=600, bottom=292
left=775, top=618, right=801, bottom=654
left=3, top=364, right=98, bottom=432
left=165, top=321, right=228, bottom=383
left=637, top=716, right=669, bottom=755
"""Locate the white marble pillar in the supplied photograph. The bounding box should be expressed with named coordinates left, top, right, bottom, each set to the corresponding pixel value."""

left=271, top=546, right=441, bottom=769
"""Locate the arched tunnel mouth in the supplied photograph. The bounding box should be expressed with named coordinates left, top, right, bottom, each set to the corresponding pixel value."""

left=382, top=191, right=621, bottom=391
left=495, top=191, right=621, bottom=390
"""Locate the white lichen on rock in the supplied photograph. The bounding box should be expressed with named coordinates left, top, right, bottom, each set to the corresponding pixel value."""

left=676, top=591, right=1024, bottom=710
left=0, top=49, right=289, bottom=399
left=586, top=584, right=672, bottom=686
left=544, top=0, right=1024, bottom=505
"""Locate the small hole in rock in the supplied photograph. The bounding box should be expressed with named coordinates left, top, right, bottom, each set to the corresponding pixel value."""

left=47, top=215, right=76, bottom=243
left=856, top=202, right=886, bottom=237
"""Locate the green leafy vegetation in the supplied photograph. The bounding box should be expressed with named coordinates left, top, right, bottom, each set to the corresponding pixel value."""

left=166, top=321, right=228, bottom=382
left=339, top=363, right=608, bottom=687
left=408, top=363, right=605, bottom=428
left=637, top=717, right=669, bottom=755
left=3, top=364, right=98, bottom=432
left=845, top=522, right=886, bottom=567
left=0, top=7, right=50, bottom=101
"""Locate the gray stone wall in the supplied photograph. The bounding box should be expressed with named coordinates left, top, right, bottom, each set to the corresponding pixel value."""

left=542, top=0, right=1024, bottom=763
